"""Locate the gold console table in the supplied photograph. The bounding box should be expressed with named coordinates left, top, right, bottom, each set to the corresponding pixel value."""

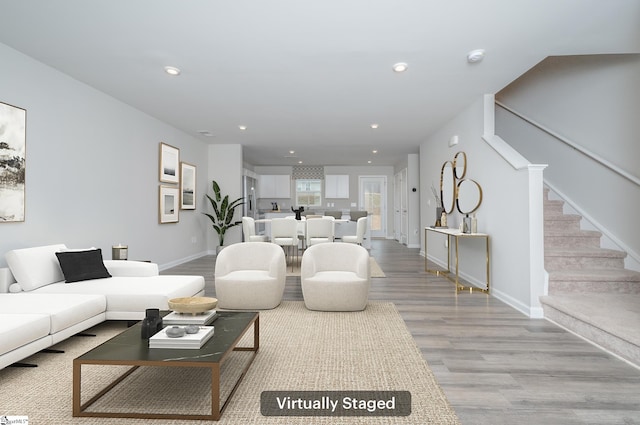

left=424, top=227, right=490, bottom=293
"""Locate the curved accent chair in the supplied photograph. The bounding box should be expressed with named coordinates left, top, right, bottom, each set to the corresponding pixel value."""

left=342, top=216, right=367, bottom=245
left=305, top=218, right=334, bottom=247
left=301, top=242, right=371, bottom=311
left=242, top=216, right=269, bottom=242
left=214, top=242, right=286, bottom=310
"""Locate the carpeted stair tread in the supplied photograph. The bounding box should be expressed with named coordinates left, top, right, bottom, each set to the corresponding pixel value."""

left=540, top=293, right=640, bottom=348
left=545, top=247, right=626, bottom=258
left=549, top=268, right=640, bottom=282
left=544, top=229, right=601, bottom=237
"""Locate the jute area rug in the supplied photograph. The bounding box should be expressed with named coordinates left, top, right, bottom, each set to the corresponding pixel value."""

left=287, top=257, right=386, bottom=277
left=0, top=301, right=458, bottom=424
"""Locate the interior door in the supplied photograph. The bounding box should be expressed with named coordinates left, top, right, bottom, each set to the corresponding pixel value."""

left=359, top=176, right=387, bottom=238
left=400, top=168, right=408, bottom=245
left=393, top=172, right=401, bottom=241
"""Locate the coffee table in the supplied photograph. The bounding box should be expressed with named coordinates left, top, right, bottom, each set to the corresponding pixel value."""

left=72, top=311, right=259, bottom=421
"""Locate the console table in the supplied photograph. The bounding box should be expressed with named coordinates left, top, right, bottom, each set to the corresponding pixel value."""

left=424, top=227, right=490, bottom=293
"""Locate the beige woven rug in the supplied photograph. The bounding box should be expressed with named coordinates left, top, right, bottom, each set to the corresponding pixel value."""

left=287, top=257, right=386, bottom=277
left=0, top=301, right=458, bottom=424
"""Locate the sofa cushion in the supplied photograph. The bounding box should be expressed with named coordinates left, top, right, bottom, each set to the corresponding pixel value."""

left=55, top=249, right=112, bottom=283
left=0, top=314, right=51, bottom=354
left=31, top=275, right=205, bottom=319
left=0, top=293, right=106, bottom=334
left=5, top=244, right=67, bottom=291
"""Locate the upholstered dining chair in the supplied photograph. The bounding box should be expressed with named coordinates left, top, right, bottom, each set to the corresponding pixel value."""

left=242, top=216, right=269, bottom=242
left=342, top=216, right=367, bottom=245
left=300, top=242, right=371, bottom=311
left=305, top=218, right=334, bottom=247
left=214, top=242, right=286, bottom=309
left=270, top=218, right=300, bottom=270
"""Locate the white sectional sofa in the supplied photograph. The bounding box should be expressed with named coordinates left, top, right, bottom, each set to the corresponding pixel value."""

left=0, top=244, right=205, bottom=370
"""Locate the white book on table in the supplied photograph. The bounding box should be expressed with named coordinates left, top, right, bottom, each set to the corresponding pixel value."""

left=162, top=310, right=217, bottom=325
left=149, top=325, right=215, bottom=349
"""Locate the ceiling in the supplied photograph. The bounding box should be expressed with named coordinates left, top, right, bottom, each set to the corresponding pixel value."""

left=1, top=1, right=638, bottom=166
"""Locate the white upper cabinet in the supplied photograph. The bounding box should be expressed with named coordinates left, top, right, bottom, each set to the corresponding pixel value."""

left=325, top=174, right=349, bottom=198
left=259, top=174, right=291, bottom=198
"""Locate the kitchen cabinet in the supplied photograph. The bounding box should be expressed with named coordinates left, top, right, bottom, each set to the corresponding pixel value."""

left=325, top=174, right=349, bottom=198
left=259, top=175, right=291, bottom=198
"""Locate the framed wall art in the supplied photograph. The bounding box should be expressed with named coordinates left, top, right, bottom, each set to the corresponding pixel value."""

left=180, top=162, right=196, bottom=210
left=159, top=185, right=179, bottom=223
left=0, top=101, right=27, bottom=222
left=159, top=142, right=179, bottom=183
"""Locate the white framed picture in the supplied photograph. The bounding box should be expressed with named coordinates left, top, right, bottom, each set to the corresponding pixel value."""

left=159, top=142, right=179, bottom=183
left=180, top=162, right=196, bottom=210
left=159, top=185, right=179, bottom=223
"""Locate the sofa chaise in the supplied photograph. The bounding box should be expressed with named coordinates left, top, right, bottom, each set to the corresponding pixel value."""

left=0, top=244, right=205, bottom=369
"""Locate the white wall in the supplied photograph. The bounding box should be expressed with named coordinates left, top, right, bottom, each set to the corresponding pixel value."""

left=0, top=43, right=209, bottom=269
left=421, top=96, right=541, bottom=316
left=207, top=144, right=244, bottom=249
left=496, top=55, right=640, bottom=268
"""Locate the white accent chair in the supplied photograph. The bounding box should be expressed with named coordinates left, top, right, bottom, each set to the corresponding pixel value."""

left=342, top=216, right=368, bottom=245
left=214, top=242, right=286, bottom=310
left=301, top=243, right=371, bottom=311
left=305, top=218, right=334, bottom=247
left=242, top=216, right=269, bottom=242
left=270, top=218, right=300, bottom=270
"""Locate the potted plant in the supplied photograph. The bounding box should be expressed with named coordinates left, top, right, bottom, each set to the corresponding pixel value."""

left=204, top=180, right=244, bottom=249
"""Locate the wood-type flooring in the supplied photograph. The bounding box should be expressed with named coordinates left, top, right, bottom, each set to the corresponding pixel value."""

left=164, top=239, right=640, bottom=425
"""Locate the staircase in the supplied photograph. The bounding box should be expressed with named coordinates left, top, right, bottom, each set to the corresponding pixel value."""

left=539, top=188, right=640, bottom=367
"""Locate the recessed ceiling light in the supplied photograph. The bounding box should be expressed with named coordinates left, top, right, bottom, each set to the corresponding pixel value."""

left=238, top=125, right=247, bottom=130
left=370, top=123, right=379, bottom=129
left=372, top=150, right=378, bottom=154
left=467, top=49, right=485, bottom=63
left=298, top=160, right=303, bottom=164
left=392, top=62, right=408, bottom=73
left=367, top=160, right=372, bottom=164
left=164, top=66, right=181, bottom=76
left=289, top=150, right=295, bottom=154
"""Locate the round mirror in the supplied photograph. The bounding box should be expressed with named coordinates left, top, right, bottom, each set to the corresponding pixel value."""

left=456, top=178, right=483, bottom=214
left=453, top=151, right=466, bottom=179
left=440, top=161, right=456, bottom=214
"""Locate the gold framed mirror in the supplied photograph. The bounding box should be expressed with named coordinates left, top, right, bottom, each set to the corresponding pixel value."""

left=453, top=151, right=467, bottom=179
left=456, top=178, right=483, bottom=214
left=440, top=161, right=456, bottom=214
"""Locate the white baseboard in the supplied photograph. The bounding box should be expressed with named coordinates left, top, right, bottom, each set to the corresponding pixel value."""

left=158, top=251, right=210, bottom=271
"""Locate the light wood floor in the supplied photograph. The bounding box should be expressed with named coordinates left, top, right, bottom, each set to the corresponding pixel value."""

left=164, top=239, right=640, bottom=425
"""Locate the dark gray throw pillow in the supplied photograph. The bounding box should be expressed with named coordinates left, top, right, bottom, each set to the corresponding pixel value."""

left=55, top=248, right=112, bottom=283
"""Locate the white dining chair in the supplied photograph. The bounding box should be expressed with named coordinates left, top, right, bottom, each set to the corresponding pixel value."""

left=342, top=216, right=367, bottom=245
left=305, top=218, right=334, bottom=247
left=270, top=218, right=300, bottom=270
left=242, top=216, right=269, bottom=242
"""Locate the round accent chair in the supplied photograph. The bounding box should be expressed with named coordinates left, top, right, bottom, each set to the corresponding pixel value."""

left=300, top=242, right=371, bottom=312
left=214, top=242, right=286, bottom=310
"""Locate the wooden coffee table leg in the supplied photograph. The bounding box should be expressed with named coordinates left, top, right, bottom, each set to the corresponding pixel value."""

left=212, top=363, right=221, bottom=420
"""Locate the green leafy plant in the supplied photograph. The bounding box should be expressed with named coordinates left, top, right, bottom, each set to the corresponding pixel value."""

left=204, top=180, right=244, bottom=247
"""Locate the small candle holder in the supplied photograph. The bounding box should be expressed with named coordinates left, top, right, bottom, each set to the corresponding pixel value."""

left=112, top=244, right=128, bottom=260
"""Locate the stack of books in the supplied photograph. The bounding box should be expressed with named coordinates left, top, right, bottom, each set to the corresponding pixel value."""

left=162, top=309, right=217, bottom=325
left=149, top=325, right=215, bottom=349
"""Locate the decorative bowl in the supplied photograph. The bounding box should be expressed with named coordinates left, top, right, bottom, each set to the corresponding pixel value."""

left=168, top=297, right=218, bottom=314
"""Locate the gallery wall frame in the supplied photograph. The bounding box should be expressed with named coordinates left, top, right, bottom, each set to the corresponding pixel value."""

left=180, top=162, right=196, bottom=210
left=0, top=101, right=27, bottom=223
left=159, top=142, right=179, bottom=184
left=159, top=185, right=179, bottom=223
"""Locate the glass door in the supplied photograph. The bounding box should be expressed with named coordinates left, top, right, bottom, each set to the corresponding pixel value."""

left=359, top=176, right=387, bottom=238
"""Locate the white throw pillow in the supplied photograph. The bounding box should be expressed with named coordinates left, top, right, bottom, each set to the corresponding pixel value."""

left=5, top=244, right=67, bottom=291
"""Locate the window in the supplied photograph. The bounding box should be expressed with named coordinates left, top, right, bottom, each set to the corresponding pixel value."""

left=295, top=179, right=322, bottom=208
